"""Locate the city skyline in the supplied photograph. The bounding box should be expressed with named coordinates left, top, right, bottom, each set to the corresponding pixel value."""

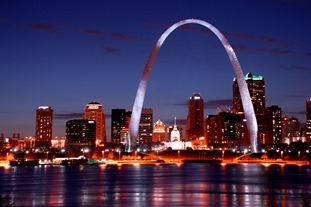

left=1, top=1, right=310, bottom=138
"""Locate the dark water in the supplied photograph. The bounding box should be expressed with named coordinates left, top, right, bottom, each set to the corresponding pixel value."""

left=0, top=163, right=310, bottom=207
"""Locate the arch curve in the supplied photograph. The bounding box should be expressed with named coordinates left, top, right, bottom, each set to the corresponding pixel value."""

left=126, top=19, right=258, bottom=153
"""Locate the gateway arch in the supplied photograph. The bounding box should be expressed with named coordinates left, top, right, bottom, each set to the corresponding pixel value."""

left=126, top=19, right=258, bottom=153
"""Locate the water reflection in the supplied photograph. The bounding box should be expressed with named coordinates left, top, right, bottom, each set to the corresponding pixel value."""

left=0, top=163, right=310, bottom=206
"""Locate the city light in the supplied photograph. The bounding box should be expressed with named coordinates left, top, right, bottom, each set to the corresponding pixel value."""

left=127, top=18, right=258, bottom=153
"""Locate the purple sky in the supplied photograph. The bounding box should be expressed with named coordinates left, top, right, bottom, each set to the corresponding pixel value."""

left=1, top=0, right=310, bottom=140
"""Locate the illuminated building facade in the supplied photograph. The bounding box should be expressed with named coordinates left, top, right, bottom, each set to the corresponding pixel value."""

left=306, top=98, right=311, bottom=142
left=111, top=109, right=126, bottom=143
left=163, top=118, right=191, bottom=150
left=169, top=118, right=180, bottom=142
left=282, top=116, right=300, bottom=144
left=265, top=105, right=282, bottom=146
left=125, top=111, right=132, bottom=128
left=127, top=19, right=259, bottom=153
left=35, top=106, right=53, bottom=148
left=120, top=111, right=132, bottom=144
left=167, top=125, right=183, bottom=141
left=138, top=108, right=153, bottom=143
left=83, top=102, right=106, bottom=145
left=186, top=93, right=204, bottom=141
left=65, top=119, right=96, bottom=149
left=233, top=73, right=265, bottom=145
left=152, top=119, right=166, bottom=142
left=51, top=137, right=66, bottom=149
left=205, top=115, right=224, bottom=148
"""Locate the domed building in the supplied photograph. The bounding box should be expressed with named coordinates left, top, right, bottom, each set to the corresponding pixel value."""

left=163, top=117, right=192, bottom=150
left=170, top=117, right=180, bottom=142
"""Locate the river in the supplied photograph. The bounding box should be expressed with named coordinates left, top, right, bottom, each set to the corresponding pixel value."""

left=0, top=163, right=310, bottom=206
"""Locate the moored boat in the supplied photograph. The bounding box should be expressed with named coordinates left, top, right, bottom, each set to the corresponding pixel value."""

left=9, top=159, right=39, bottom=166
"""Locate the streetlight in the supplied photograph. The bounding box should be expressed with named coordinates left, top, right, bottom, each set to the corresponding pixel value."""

left=116, top=149, right=121, bottom=160
left=81, top=148, right=89, bottom=158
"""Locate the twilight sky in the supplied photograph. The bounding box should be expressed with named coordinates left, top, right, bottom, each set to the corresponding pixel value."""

left=1, top=0, right=310, bottom=140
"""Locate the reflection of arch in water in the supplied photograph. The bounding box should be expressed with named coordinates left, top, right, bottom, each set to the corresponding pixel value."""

left=126, top=19, right=258, bottom=153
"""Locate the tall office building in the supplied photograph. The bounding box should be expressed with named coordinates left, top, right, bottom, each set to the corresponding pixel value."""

left=111, top=109, right=126, bottom=143
left=119, top=111, right=132, bottom=144
left=35, top=106, right=53, bottom=148
left=265, top=105, right=282, bottom=146
left=186, top=93, right=204, bottom=141
left=152, top=119, right=166, bottom=142
left=125, top=111, right=132, bottom=128
left=205, top=115, right=224, bottom=148
left=83, top=102, right=106, bottom=145
left=306, top=98, right=311, bottom=142
left=282, top=116, right=300, bottom=144
left=138, top=108, right=153, bottom=143
left=65, top=119, right=96, bottom=149
left=233, top=72, right=265, bottom=145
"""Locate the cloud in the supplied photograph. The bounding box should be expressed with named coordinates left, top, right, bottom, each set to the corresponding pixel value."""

left=77, top=28, right=142, bottom=41
left=283, top=66, right=311, bottom=71
left=54, top=112, right=111, bottom=120
left=28, top=23, right=58, bottom=34
left=204, top=99, right=232, bottom=109
left=169, top=99, right=232, bottom=109
left=225, top=32, right=277, bottom=43
left=0, top=15, right=7, bottom=21
left=231, top=44, right=250, bottom=51
left=144, top=21, right=279, bottom=46
left=282, top=94, right=307, bottom=98
left=110, top=33, right=139, bottom=41
left=54, top=113, right=83, bottom=120
left=270, top=49, right=292, bottom=55
left=161, top=118, right=187, bottom=126
left=283, top=110, right=305, bottom=116
left=104, top=47, right=120, bottom=54
left=77, top=29, right=105, bottom=36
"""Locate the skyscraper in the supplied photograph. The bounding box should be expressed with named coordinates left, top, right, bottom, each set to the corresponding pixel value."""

left=35, top=106, right=53, bottom=148
left=233, top=72, right=265, bottom=145
left=282, top=116, right=300, bottom=144
left=111, top=109, right=126, bottom=143
left=265, top=105, right=282, bottom=146
left=205, top=115, right=224, bottom=148
left=306, top=98, right=311, bottom=142
left=186, top=93, right=204, bottom=141
left=152, top=119, right=166, bottom=142
left=83, top=102, right=106, bottom=146
left=138, top=108, right=153, bottom=143
left=65, top=119, right=96, bottom=151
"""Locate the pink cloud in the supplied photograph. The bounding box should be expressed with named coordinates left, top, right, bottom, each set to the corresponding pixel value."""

left=232, top=44, right=250, bottom=51
left=77, top=29, right=105, bottom=36
left=28, top=23, right=57, bottom=34
left=104, top=47, right=120, bottom=54
left=284, top=66, right=311, bottom=71
left=225, top=32, right=277, bottom=43
left=110, top=33, right=139, bottom=41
